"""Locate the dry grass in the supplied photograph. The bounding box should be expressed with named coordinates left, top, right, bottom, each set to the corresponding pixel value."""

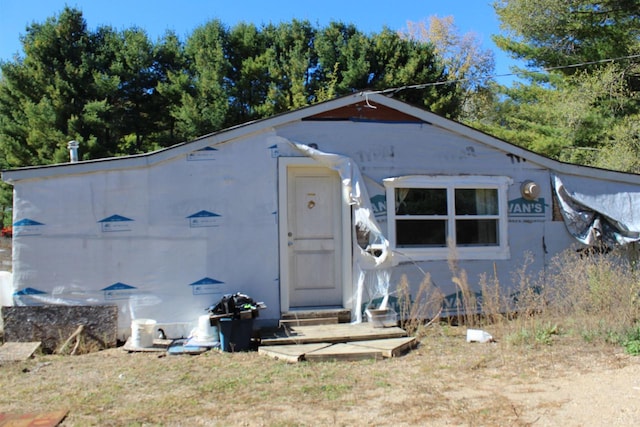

left=0, top=323, right=633, bottom=426
left=410, top=246, right=640, bottom=352
left=2, top=245, right=640, bottom=425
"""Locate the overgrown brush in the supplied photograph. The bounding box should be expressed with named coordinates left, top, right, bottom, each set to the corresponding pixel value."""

left=542, top=245, right=640, bottom=347
left=395, top=244, right=640, bottom=352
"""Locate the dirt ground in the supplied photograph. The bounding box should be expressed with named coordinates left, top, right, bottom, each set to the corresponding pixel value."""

left=442, top=349, right=640, bottom=426
left=504, top=361, right=640, bottom=426
left=1, top=328, right=639, bottom=426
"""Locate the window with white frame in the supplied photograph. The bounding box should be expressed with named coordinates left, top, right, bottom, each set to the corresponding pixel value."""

left=384, top=176, right=511, bottom=260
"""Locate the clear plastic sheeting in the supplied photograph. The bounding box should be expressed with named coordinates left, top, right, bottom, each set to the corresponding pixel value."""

left=552, top=173, right=640, bottom=246
left=292, top=142, right=392, bottom=322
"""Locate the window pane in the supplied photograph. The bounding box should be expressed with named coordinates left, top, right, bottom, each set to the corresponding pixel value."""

left=456, top=219, right=498, bottom=246
left=396, top=188, right=447, bottom=215
left=396, top=219, right=447, bottom=247
left=455, top=189, right=498, bottom=215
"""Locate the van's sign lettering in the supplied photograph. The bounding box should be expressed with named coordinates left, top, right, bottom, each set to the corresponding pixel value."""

left=508, top=197, right=546, bottom=217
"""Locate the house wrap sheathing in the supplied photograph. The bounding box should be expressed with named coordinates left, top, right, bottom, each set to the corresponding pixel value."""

left=3, top=93, right=640, bottom=337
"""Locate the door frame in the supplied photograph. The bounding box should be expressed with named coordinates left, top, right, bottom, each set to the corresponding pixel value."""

left=278, top=157, right=352, bottom=312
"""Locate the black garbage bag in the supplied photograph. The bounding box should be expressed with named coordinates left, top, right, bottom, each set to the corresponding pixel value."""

left=207, top=292, right=256, bottom=317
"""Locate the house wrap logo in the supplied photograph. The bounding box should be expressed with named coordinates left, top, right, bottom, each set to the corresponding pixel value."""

left=101, top=282, right=137, bottom=300
left=98, top=215, right=133, bottom=232
left=508, top=197, right=546, bottom=218
left=13, top=218, right=45, bottom=236
left=189, top=277, right=224, bottom=295
left=187, top=146, right=217, bottom=161
left=187, top=210, right=221, bottom=228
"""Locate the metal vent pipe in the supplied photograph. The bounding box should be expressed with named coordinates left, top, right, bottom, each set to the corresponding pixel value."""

left=67, top=140, right=79, bottom=163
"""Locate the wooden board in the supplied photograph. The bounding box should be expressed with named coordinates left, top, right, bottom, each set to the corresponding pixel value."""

left=258, top=343, right=332, bottom=363
left=281, top=309, right=351, bottom=323
left=261, top=322, right=407, bottom=346
left=0, top=342, right=41, bottom=362
left=304, top=343, right=384, bottom=362
left=349, top=337, right=417, bottom=358
left=0, top=409, right=68, bottom=427
left=279, top=317, right=338, bottom=327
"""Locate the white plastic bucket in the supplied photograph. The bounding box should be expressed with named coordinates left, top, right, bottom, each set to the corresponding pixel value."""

left=131, top=319, right=157, bottom=348
left=196, top=314, right=219, bottom=341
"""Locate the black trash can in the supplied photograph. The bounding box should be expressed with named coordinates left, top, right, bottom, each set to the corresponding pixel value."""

left=218, top=317, right=254, bottom=352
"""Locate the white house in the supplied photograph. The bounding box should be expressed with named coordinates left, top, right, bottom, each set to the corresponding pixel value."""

left=3, top=93, right=640, bottom=337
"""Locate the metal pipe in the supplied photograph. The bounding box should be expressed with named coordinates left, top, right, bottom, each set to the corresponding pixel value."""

left=67, top=140, right=79, bottom=163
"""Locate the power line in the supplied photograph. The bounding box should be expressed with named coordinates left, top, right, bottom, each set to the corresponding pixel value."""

left=542, top=53, right=640, bottom=71
left=363, top=53, right=640, bottom=97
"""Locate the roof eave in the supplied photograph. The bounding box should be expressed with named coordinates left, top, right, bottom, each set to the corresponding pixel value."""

left=4, top=92, right=640, bottom=186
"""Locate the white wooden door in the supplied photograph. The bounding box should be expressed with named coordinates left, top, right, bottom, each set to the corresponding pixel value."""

left=286, top=167, right=343, bottom=307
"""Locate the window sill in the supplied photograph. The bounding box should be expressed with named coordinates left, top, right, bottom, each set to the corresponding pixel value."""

left=390, top=246, right=511, bottom=264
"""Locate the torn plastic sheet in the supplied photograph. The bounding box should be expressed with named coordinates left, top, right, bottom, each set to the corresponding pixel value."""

left=552, top=173, right=640, bottom=246
left=292, top=142, right=392, bottom=322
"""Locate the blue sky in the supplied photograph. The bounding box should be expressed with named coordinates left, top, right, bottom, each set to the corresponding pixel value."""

left=0, top=0, right=520, bottom=82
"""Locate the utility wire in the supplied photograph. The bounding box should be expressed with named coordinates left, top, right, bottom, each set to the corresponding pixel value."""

left=363, top=53, right=640, bottom=97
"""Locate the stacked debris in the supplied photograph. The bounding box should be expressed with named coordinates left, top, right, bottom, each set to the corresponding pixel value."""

left=207, top=292, right=265, bottom=320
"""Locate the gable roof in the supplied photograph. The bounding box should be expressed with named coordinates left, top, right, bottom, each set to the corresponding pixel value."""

left=3, top=93, right=640, bottom=185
